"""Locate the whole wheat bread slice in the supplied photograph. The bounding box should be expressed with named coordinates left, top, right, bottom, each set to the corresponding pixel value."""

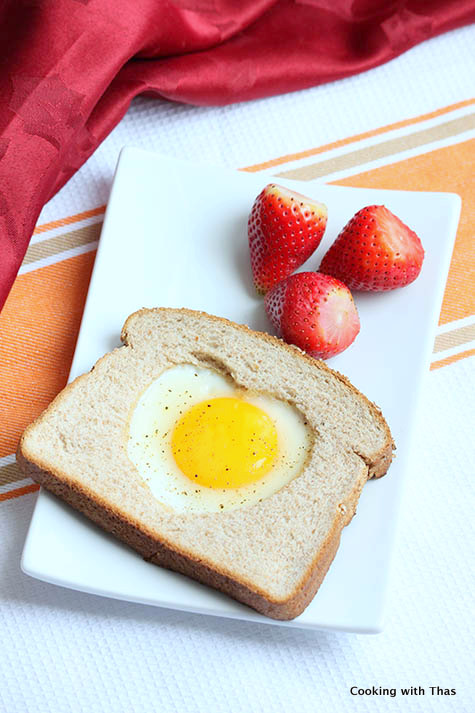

left=18, top=308, right=394, bottom=619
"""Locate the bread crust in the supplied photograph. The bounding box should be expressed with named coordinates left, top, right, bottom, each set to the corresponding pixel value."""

left=17, top=444, right=363, bottom=620
left=122, top=307, right=395, bottom=479
left=17, top=307, right=395, bottom=620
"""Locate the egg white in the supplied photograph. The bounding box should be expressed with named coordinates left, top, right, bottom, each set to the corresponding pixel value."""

left=127, top=364, right=312, bottom=513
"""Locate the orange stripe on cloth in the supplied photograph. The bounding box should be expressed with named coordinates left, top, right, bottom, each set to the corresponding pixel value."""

left=33, top=205, right=106, bottom=235
left=242, top=98, right=475, bottom=173
left=28, top=100, right=474, bottom=238
left=331, top=140, right=475, bottom=326
left=0, top=250, right=96, bottom=458
left=2, top=102, right=474, bottom=503
left=430, top=348, right=475, bottom=371
left=0, top=483, right=39, bottom=502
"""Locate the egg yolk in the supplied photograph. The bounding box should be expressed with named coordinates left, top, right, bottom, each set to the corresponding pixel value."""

left=171, top=397, right=278, bottom=489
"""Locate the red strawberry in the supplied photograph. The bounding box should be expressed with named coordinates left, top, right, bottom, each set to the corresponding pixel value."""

left=320, top=205, right=424, bottom=291
left=248, top=183, right=327, bottom=293
left=264, top=272, right=360, bottom=360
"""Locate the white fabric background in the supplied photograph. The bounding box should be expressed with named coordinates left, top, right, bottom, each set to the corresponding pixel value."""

left=38, top=24, right=475, bottom=224
left=1, top=23, right=474, bottom=713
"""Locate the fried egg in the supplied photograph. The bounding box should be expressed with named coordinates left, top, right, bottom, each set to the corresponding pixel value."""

left=127, top=364, right=312, bottom=513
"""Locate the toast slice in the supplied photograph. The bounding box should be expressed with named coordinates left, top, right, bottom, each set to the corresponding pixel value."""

left=17, top=308, right=394, bottom=619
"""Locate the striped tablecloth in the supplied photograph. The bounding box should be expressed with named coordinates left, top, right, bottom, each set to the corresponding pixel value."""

left=1, top=24, right=474, bottom=713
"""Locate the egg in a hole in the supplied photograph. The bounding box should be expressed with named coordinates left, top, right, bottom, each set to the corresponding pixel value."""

left=127, top=364, right=312, bottom=513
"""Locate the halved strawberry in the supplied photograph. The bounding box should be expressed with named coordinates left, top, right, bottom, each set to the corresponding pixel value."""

left=264, top=272, right=360, bottom=360
left=248, top=184, right=327, bottom=293
left=320, top=205, right=424, bottom=291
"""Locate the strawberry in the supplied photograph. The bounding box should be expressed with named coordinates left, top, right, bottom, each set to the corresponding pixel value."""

left=248, top=183, right=327, bottom=293
left=320, top=205, right=424, bottom=291
left=264, top=272, right=360, bottom=360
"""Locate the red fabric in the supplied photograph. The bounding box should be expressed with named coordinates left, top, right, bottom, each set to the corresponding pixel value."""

left=1, top=0, right=474, bottom=310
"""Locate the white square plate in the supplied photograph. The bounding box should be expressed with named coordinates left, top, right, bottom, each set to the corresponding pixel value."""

left=22, top=149, right=460, bottom=632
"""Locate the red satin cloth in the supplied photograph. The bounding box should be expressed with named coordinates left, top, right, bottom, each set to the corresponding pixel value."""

left=1, top=0, right=474, bottom=310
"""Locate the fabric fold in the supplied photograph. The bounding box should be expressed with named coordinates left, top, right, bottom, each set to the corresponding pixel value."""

left=1, top=0, right=474, bottom=310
